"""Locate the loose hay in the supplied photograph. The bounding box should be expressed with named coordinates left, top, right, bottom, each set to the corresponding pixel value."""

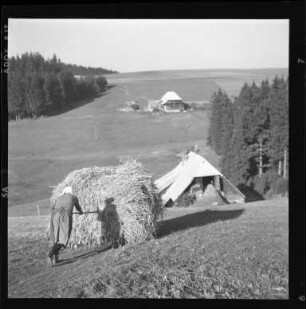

left=48, top=159, right=163, bottom=248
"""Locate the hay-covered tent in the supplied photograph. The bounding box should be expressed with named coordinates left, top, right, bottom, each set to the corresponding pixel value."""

left=155, top=151, right=245, bottom=206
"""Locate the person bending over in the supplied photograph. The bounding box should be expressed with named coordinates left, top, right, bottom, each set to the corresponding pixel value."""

left=48, top=186, right=83, bottom=266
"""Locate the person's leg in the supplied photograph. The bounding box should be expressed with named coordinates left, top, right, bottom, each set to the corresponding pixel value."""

left=48, top=243, right=62, bottom=266
left=47, top=244, right=57, bottom=266
left=54, top=244, right=64, bottom=263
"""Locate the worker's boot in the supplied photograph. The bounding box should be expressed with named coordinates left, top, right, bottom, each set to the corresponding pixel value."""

left=53, top=244, right=62, bottom=265
left=47, top=246, right=55, bottom=267
left=54, top=252, right=59, bottom=264
left=47, top=252, right=56, bottom=267
left=47, top=255, right=53, bottom=267
left=47, top=244, right=60, bottom=267
left=52, top=255, right=57, bottom=266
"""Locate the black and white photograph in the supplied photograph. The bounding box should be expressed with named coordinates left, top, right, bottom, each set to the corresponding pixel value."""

left=2, top=5, right=303, bottom=301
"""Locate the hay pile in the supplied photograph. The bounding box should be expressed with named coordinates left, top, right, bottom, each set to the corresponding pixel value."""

left=203, top=184, right=219, bottom=197
left=201, top=184, right=224, bottom=206
left=49, top=160, right=163, bottom=248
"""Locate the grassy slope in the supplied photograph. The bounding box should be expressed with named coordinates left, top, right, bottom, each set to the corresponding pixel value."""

left=8, top=77, right=218, bottom=207
left=105, top=68, right=288, bottom=97
left=8, top=68, right=288, bottom=207
left=8, top=198, right=288, bottom=298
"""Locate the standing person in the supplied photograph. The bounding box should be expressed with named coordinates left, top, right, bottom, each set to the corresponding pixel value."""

left=47, top=186, right=83, bottom=266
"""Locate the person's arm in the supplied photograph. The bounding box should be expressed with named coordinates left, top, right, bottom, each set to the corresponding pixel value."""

left=73, top=196, right=83, bottom=214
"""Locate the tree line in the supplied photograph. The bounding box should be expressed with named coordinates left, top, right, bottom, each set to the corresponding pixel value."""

left=8, top=53, right=113, bottom=120
left=207, top=77, right=288, bottom=197
left=63, top=63, right=118, bottom=76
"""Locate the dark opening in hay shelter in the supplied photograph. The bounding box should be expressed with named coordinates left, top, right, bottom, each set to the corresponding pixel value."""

left=50, top=160, right=163, bottom=248
left=155, top=151, right=245, bottom=207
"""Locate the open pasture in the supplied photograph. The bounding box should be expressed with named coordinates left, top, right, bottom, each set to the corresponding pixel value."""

left=8, top=76, right=217, bottom=207
left=8, top=68, right=287, bottom=208
left=114, top=78, right=219, bottom=104
left=106, top=68, right=289, bottom=97
left=8, top=198, right=288, bottom=298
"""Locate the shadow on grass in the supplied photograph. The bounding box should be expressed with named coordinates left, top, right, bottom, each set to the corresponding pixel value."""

left=56, top=244, right=113, bottom=267
left=46, top=85, right=116, bottom=118
left=156, top=208, right=245, bottom=239
left=237, top=184, right=265, bottom=202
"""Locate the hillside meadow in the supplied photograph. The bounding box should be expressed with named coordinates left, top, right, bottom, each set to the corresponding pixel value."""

left=7, top=68, right=289, bottom=299
left=8, top=198, right=288, bottom=298
left=105, top=68, right=288, bottom=97
left=8, top=77, right=218, bottom=207
left=8, top=68, right=288, bottom=207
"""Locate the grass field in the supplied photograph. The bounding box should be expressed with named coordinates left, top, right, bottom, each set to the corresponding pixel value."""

left=8, top=197, right=288, bottom=298
left=8, top=68, right=287, bottom=208
left=7, top=68, right=289, bottom=299
left=105, top=68, right=288, bottom=97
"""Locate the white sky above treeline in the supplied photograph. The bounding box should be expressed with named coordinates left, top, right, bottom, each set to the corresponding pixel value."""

left=8, top=19, right=289, bottom=73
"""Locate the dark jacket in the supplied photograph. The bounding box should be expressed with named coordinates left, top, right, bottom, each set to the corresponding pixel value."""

left=50, top=193, right=83, bottom=247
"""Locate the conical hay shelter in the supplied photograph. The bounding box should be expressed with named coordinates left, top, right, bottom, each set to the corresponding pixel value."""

left=155, top=151, right=245, bottom=205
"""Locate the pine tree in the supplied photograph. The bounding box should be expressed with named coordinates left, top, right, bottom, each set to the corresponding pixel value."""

left=25, top=73, right=46, bottom=117
left=221, top=111, right=250, bottom=186
left=44, top=73, right=64, bottom=112
left=268, top=76, right=289, bottom=176
left=207, top=89, right=222, bottom=149
left=207, top=89, right=231, bottom=155
left=59, top=70, right=77, bottom=107
left=251, top=79, right=272, bottom=177
left=95, top=75, right=108, bottom=93
left=219, top=91, right=235, bottom=155
left=8, top=72, right=25, bottom=120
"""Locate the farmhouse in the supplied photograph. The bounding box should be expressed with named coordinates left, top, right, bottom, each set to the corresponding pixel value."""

left=148, top=91, right=186, bottom=113
left=155, top=151, right=245, bottom=207
left=160, top=91, right=185, bottom=113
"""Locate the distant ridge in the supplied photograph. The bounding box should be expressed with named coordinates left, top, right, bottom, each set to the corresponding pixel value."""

left=104, top=68, right=288, bottom=98
left=105, top=68, right=288, bottom=84
left=115, top=68, right=288, bottom=75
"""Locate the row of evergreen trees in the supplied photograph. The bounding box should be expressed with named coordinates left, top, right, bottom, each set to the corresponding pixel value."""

left=208, top=77, right=288, bottom=197
left=63, top=63, right=118, bottom=76
left=8, top=53, right=111, bottom=120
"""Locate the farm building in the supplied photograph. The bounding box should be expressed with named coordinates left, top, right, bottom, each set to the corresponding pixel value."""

left=148, top=91, right=186, bottom=113
left=160, top=91, right=185, bottom=113
left=155, top=151, right=245, bottom=207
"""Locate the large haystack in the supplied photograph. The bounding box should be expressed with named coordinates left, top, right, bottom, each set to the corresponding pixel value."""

left=50, top=160, right=163, bottom=248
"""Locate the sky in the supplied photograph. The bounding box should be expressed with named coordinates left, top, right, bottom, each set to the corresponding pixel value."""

left=8, top=19, right=289, bottom=73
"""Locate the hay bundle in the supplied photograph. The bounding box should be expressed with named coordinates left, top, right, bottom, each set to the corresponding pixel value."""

left=49, top=160, right=163, bottom=248
left=203, top=184, right=219, bottom=197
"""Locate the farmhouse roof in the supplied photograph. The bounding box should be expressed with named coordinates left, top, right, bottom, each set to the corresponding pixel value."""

left=155, top=151, right=245, bottom=204
left=160, top=91, right=182, bottom=105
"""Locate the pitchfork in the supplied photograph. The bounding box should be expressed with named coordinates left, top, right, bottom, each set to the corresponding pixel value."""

left=73, top=211, right=99, bottom=215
